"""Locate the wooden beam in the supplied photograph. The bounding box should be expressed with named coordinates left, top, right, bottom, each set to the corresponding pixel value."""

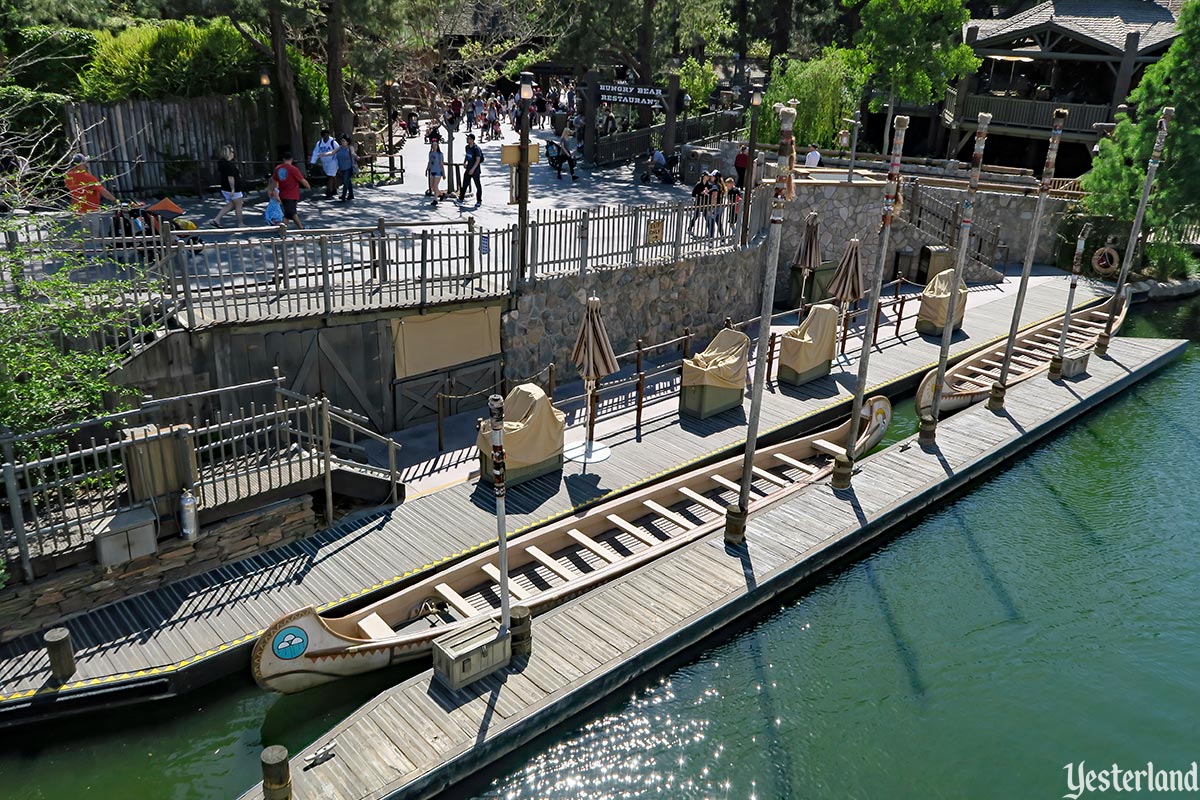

left=678, top=486, right=727, bottom=515
left=526, top=545, right=578, bottom=581
left=567, top=528, right=620, bottom=563
left=773, top=452, right=818, bottom=474
left=606, top=514, right=661, bottom=546
left=435, top=583, right=477, bottom=618
left=642, top=500, right=693, bottom=530
left=751, top=466, right=789, bottom=487
left=480, top=563, right=531, bottom=600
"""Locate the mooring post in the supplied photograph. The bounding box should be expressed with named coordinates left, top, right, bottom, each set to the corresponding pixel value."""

left=261, top=745, right=292, bottom=800
left=45, top=627, right=75, bottom=683
left=511, top=604, right=532, bottom=656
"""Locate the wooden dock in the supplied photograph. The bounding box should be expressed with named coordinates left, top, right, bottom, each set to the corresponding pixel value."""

left=238, top=335, right=1187, bottom=800
left=0, top=278, right=1102, bottom=726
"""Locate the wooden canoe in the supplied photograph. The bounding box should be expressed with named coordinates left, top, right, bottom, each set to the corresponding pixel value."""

left=251, top=396, right=893, bottom=694
left=915, top=293, right=1126, bottom=418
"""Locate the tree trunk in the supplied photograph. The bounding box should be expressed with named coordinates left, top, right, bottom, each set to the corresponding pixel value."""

left=734, top=0, right=748, bottom=59
left=883, top=88, right=896, bottom=153
left=270, top=0, right=304, bottom=162
left=635, top=0, right=657, bottom=126
left=768, top=0, right=792, bottom=69
left=326, top=0, right=353, bottom=136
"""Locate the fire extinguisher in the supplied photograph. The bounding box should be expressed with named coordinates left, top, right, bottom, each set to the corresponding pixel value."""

left=180, top=487, right=198, bottom=541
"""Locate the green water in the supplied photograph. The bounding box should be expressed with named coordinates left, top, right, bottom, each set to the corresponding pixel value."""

left=0, top=298, right=1196, bottom=800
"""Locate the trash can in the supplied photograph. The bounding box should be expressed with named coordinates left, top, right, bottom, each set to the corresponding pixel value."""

left=553, top=111, right=569, bottom=137
left=790, top=260, right=838, bottom=307
left=917, top=244, right=953, bottom=284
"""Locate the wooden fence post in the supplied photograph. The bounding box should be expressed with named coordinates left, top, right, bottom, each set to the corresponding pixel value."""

left=673, top=203, right=686, bottom=264
left=547, top=362, right=556, bottom=399
left=319, top=236, right=332, bottom=316
left=2, top=461, right=32, bottom=584
left=436, top=393, right=445, bottom=453
left=420, top=231, right=429, bottom=307
left=276, top=224, right=290, bottom=289
left=175, top=244, right=197, bottom=331
left=578, top=210, right=591, bottom=277
left=467, top=216, right=477, bottom=276
left=321, top=397, right=334, bottom=526
left=376, top=217, right=389, bottom=282
left=766, top=332, right=776, bottom=382
left=528, top=220, right=538, bottom=280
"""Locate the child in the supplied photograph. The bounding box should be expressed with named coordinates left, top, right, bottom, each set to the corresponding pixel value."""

left=264, top=176, right=284, bottom=225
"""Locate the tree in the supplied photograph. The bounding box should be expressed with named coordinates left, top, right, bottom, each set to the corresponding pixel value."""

left=678, top=56, right=717, bottom=108
left=1082, top=0, right=1200, bottom=278
left=759, top=47, right=863, bottom=145
left=848, top=0, right=979, bottom=147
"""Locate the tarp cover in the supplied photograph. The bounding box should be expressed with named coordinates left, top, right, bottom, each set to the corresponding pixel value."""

left=917, top=269, right=968, bottom=328
left=391, top=307, right=501, bottom=379
left=682, top=328, right=750, bottom=389
left=475, top=383, right=565, bottom=470
left=780, top=303, right=838, bottom=373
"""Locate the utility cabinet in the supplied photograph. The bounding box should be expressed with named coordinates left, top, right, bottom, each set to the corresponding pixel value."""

left=432, top=618, right=511, bottom=691
left=93, top=507, right=158, bottom=567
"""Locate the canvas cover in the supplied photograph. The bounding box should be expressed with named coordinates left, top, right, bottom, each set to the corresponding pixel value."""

left=780, top=303, right=838, bottom=373
left=475, top=383, right=565, bottom=470
left=682, top=329, right=750, bottom=389
left=391, top=307, right=501, bottom=379
left=917, top=269, right=968, bottom=328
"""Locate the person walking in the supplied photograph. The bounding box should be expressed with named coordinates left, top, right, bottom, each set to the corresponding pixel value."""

left=272, top=152, right=310, bottom=229
left=334, top=135, right=357, bottom=201
left=310, top=130, right=340, bottom=198
left=705, top=171, right=726, bottom=238
left=212, top=144, right=244, bottom=227
left=426, top=140, right=446, bottom=204
left=734, top=145, right=749, bottom=188
left=688, top=171, right=711, bottom=235
left=458, top=133, right=483, bottom=204
left=547, top=136, right=578, bottom=180
left=723, top=176, right=742, bottom=234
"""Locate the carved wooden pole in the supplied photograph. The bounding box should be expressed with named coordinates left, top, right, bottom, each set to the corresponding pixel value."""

left=832, top=115, right=909, bottom=490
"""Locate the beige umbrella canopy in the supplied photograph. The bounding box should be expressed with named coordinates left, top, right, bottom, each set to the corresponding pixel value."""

left=567, top=296, right=619, bottom=462
left=792, top=211, right=822, bottom=308
left=827, top=238, right=863, bottom=307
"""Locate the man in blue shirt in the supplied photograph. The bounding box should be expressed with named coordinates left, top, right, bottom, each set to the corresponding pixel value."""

left=335, top=136, right=356, bottom=201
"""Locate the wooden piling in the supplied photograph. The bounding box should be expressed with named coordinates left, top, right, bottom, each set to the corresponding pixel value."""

left=510, top=605, right=532, bottom=656
left=766, top=332, right=777, bottom=382
left=44, top=627, right=75, bottom=683
left=261, top=745, right=292, bottom=800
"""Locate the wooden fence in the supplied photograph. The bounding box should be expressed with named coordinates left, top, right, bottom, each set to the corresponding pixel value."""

left=65, top=96, right=270, bottom=195
left=593, top=108, right=746, bottom=165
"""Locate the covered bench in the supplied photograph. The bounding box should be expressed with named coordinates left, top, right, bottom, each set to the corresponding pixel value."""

left=778, top=303, right=837, bottom=387
left=680, top=329, right=749, bottom=419
left=915, top=268, right=968, bottom=336
left=477, top=383, right=566, bottom=486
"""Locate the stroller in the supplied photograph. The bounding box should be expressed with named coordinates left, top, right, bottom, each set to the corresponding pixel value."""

left=406, top=112, right=420, bottom=139
left=640, top=150, right=680, bottom=185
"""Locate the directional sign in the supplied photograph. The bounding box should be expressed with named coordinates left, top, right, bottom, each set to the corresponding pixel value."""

left=598, top=83, right=665, bottom=107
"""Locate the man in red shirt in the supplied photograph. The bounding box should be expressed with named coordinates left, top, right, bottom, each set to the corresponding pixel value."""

left=271, top=152, right=310, bottom=229
left=65, top=154, right=118, bottom=235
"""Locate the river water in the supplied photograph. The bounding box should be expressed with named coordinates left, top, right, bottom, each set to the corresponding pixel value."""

left=1, top=298, right=1196, bottom=800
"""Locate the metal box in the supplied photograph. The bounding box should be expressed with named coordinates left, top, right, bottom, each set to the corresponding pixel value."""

left=432, top=618, right=511, bottom=691
left=93, top=507, right=158, bottom=567
left=1060, top=348, right=1090, bottom=378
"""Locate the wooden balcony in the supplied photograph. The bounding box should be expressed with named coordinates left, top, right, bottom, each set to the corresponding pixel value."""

left=944, top=87, right=1111, bottom=135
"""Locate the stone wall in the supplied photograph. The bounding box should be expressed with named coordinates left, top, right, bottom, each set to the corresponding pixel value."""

left=774, top=180, right=1076, bottom=300
left=0, top=495, right=317, bottom=643
left=503, top=242, right=768, bottom=383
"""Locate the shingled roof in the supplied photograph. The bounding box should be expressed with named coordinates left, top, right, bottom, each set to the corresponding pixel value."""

left=972, top=0, right=1179, bottom=54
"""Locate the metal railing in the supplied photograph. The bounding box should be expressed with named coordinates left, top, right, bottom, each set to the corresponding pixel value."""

left=959, top=92, right=1111, bottom=134
left=1, top=377, right=402, bottom=582
left=905, top=180, right=1002, bottom=278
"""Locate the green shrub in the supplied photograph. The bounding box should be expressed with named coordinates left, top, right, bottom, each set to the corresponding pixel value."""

left=0, top=85, right=69, bottom=137
left=289, top=47, right=330, bottom=122
left=78, top=20, right=264, bottom=101
left=6, top=27, right=98, bottom=93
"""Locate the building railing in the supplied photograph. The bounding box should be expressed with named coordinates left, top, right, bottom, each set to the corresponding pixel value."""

left=905, top=179, right=1002, bottom=279
left=957, top=91, right=1111, bottom=134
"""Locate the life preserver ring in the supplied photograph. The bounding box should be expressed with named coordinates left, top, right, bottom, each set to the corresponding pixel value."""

left=1092, top=246, right=1119, bottom=277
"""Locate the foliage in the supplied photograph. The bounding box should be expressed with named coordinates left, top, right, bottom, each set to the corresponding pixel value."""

left=1082, top=0, right=1200, bottom=275
left=758, top=47, right=864, bottom=145
left=746, top=38, right=772, bottom=60
left=5, top=27, right=98, bottom=93
left=679, top=56, right=718, bottom=108
left=0, top=223, right=144, bottom=436
left=0, top=85, right=69, bottom=143
left=848, top=0, right=978, bottom=111
left=288, top=45, right=330, bottom=121
left=77, top=20, right=263, bottom=101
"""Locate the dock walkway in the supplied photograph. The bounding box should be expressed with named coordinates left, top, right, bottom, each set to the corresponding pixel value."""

left=0, top=277, right=1101, bottom=724
left=239, top=335, right=1186, bottom=800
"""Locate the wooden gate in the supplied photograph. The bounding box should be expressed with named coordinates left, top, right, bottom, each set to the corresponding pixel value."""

left=226, top=322, right=392, bottom=431
left=393, top=355, right=501, bottom=429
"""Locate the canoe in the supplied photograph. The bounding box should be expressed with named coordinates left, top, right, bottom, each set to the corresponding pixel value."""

left=915, top=293, right=1126, bottom=419
left=252, top=396, right=893, bottom=694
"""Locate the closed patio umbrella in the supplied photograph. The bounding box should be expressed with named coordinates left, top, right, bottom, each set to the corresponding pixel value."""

left=793, top=211, right=822, bottom=309
left=827, top=238, right=863, bottom=352
left=566, top=295, right=619, bottom=462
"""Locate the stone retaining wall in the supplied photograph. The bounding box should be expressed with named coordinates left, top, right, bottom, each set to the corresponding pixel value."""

left=0, top=495, right=317, bottom=643
left=503, top=242, right=768, bottom=383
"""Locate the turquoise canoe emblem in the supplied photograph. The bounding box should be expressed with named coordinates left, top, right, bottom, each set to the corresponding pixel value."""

left=272, top=626, right=309, bottom=660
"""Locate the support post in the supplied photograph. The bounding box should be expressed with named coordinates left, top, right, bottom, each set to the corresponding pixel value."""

left=663, top=72, right=680, bottom=156
left=1097, top=106, right=1173, bottom=356
left=926, top=112, right=992, bottom=443
left=673, top=203, right=686, bottom=263
left=990, top=108, right=1068, bottom=411
left=488, top=394, right=512, bottom=634
left=846, top=110, right=861, bottom=183
left=261, top=745, right=292, bottom=800
left=45, top=627, right=75, bottom=683
left=3, top=458, right=33, bottom=583
left=377, top=218, right=389, bottom=282
left=321, top=397, right=334, bottom=525
left=319, top=235, right=332, bottom=316
left=467, top=215, right=477, bottom=276
left=1051, top=224, right=1091, bottom=380
left=518, top=77, right=532, bottom=284
left=584, top=69, right=600, bottom=163
left=739, top=88, right=763, bottom=246
left=420, top=230, right=429, bottom=308
left=724, top=101, right=793, bottom=545
left=833, top=115, right=911, bottom=490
